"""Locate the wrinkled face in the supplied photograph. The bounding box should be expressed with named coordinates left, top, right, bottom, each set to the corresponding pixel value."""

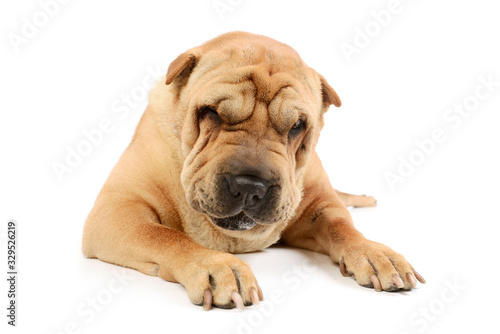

left=173, top=40, right=332, bottom=234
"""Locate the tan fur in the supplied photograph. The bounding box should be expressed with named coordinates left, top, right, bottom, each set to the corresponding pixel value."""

left=82, top=32, right=424, bottom=309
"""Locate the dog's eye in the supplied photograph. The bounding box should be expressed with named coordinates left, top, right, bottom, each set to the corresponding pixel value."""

left=289, top=118, right=306, bottom=136
left=199, top=106, right=221, bottom=123
left=292, top=120, right=303, bottom=129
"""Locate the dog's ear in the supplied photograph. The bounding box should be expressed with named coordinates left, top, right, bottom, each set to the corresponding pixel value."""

left=318, top=74, right=341, bottom=109
left=165, top=53, right=197, bottom=85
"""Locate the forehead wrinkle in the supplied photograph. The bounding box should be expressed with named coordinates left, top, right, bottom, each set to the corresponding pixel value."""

left=252, top=70, right=297, bottom=105
left=197, top=76, right=257, bottom=125
left=268, top=88, right=302, bottom=135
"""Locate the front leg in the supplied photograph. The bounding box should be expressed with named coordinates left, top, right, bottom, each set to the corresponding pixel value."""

left=281, top=152, right=425, bottom=291
left=82, top=193, right=262, bottom=310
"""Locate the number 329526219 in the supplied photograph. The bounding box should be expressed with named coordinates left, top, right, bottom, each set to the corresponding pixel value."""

left=7, top=221, right=16, bottom=270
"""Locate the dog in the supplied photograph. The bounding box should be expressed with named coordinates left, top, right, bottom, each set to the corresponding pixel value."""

left=82, top=31, right=425, bottom=310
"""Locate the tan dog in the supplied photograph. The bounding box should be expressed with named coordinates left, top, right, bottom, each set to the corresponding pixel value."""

left=82, top=32, right=425, bottom=310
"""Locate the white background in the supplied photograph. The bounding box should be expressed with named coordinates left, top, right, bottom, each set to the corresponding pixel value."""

left=1, top=0, right=499, bottom=333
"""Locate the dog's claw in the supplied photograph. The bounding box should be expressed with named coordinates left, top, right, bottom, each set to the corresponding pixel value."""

left=370, top=274, right=382, bottom=292
left=413, top=270, right=426, bottom=284
left=250, top=288, right=260, bottom=306
left=340, top=259, right=349, bottom=277
left=392, top=274, right=405, bottom=289
left=407, top=273, right=418, bottom=288
left=203, top=289, right=212, bottom=311
left=231, top=291, right=244, bottom=310
left=256, top=283, right=264, bottom=301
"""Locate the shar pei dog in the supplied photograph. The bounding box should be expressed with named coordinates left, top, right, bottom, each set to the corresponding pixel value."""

left=82, top=32, right=425, bottom=310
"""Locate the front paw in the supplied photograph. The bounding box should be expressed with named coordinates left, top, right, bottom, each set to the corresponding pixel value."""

left=338, top=240, right=425, bottom=291
left=180, top=251, right=263, bottom=310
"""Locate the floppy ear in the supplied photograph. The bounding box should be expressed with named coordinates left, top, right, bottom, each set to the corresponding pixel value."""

left=318, top=74, right=341, bottom=109
left=165, top=53, right=197, bottom=85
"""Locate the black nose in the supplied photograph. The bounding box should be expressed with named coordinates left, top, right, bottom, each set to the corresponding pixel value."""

left=227, top=175, right=271, bottom=208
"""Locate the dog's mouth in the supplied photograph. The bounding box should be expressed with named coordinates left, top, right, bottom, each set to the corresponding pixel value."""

left=210, top=212, right=257, bottom=231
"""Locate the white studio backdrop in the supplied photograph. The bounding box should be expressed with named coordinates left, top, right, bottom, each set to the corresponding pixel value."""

left=1, top=0, right=499, bottom=333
